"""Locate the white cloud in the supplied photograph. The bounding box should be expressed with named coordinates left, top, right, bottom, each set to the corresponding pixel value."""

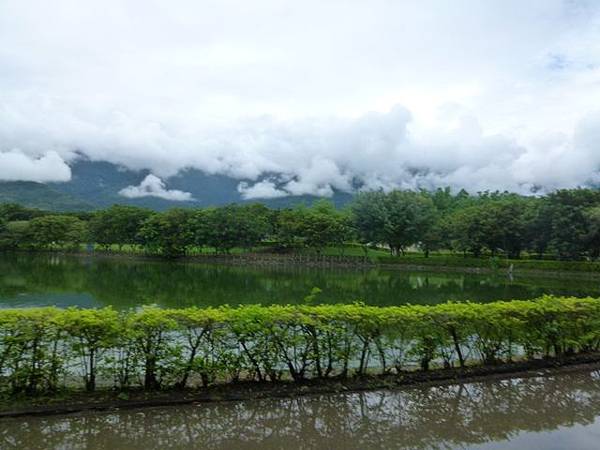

left=1, top=0, right=600, bottom=195
left=0, top=150, right=71, bottom=182
left=119, top=174, right=194, bottom=201
left=237, top=180, right=287, bottom=200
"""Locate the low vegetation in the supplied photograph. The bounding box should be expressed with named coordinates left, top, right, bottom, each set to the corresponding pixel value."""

left=378, top=254, right=600, bottom=273
left=1, top=296, right=599, bottom=395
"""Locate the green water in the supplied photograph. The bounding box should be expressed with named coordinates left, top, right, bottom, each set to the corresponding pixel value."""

left=1, top=253, right=599, bottom=309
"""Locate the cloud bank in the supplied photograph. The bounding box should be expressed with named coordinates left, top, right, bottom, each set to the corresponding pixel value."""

left=1, top=0, right=600, bottom=196
left=119, top=175, right=194, bottom=201
left=0, top=150, right=71, bottom=182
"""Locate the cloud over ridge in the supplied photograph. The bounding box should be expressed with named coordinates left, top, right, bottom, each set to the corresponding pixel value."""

left=0, top=150, right=71, bottom=183
left=1, top=0, right=600, bottom=196
left=119, top=174, right=194, bottom=201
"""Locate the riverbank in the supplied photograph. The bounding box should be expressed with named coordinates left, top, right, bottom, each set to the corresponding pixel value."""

left=5, top=248, right=600, bottom=278
left=2, top=353, right=600, bottom=419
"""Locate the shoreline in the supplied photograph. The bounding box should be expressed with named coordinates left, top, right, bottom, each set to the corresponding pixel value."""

left=2, top=353, right=600, bottom=419
left=5, top=248, right=600, bottom=279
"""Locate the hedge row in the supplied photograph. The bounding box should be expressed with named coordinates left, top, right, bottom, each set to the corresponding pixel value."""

left=377, top=255, right=600, bottom=272
left=1, top=296, right=600, bottom=394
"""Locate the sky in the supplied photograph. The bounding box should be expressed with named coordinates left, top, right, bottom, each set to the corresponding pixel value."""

left=1, top=0, right=600, bottom=199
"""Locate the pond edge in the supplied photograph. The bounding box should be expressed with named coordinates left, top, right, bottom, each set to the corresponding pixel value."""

left=2, top=353, right=600, bottom=419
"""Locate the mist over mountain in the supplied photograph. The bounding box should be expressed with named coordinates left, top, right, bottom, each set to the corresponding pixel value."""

left=0, top=160, right=353, bottom=211
left=2, top=1, right=600, bottom=208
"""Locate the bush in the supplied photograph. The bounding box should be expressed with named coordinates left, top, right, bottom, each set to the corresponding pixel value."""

left=1, top=296, right=600, bottom=395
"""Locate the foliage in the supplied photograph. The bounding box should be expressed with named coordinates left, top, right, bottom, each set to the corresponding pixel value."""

left=383, top=191, right=436, bottom=255
left=350, top=191, right=389, bottom=253
left=0, top=221, right=32, bottom=250
left=5, top=187, right=600, bottom=261
left=194, top=204, right=271, bottom=253
left=28, top=215, right=87, bottom=249
left=88, top=205, right=152, bottom=250
left=1, top=296, right=600, bottom=395
left=137, top=209, right=194, bottom=258
left=0, top=203, right=47, bottom=221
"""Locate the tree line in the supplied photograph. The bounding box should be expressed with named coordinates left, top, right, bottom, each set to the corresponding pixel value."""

left=2, top=187, right=600, bottom=260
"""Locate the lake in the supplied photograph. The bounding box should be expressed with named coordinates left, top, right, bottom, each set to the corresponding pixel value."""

left=3, top=252, right=600, bottom=450
left=1, top=252, right=600, bottom=309
left=2, top=366, right=600, bottom=449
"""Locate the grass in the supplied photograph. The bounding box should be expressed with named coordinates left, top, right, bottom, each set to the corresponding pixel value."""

left=45, top=243, right=600, bottom=273
left=377, top=254, right=600, bottom=273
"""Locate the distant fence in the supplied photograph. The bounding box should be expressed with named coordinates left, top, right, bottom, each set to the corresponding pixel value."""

left=186, top=253, right=376, bottom=268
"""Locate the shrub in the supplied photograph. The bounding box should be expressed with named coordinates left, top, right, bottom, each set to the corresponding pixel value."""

left=1, top=296, right=599, bottom=395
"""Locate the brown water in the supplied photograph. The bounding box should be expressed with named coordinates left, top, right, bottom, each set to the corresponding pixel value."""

left=2, top=368, right=600, bottom=450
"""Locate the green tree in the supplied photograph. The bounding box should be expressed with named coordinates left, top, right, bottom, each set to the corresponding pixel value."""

left=524, top=199, right=552, bottom=258
left=350, top=191, right=389, bottom=254
left=0, top=221, right=33, bottom=250
left=447, top=205, right=490, bottom=257
left=383, top=191, right=436, bottom=256
left=88, top=205, right=152, bottom=250
left=420, top=219, right=446, bottom=258
left=448, top=194, right=535, bottom=258
left=274, top=207, right=308, bottom=250
left=583, top=206, right=600, bottom=258
left=545, top=189, right=600, bottom=259
left=302, top=200, right=353, bottom=255
left=352, top=190, right=437, bottom=256
left=0, top=203, right=46, bottom=221
left=490, top=196, right=536, bottom=259
left=197, top=204, right=271, bottom=253
left=138, top=209, right=194, bottom=258
left=28, top=215, right=87, bottom=249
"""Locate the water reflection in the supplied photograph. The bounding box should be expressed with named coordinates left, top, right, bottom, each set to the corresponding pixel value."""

left=2, top=369, right=600, bottom=449
left=1, top=253, right=600, bottom=309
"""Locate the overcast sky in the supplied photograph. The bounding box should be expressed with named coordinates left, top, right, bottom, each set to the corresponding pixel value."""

left=1, top=0, right=600, bottom=198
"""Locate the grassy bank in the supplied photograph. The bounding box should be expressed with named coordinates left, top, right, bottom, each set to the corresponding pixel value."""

left=1, top=296, right=599, bottom=401
left=377, top=254, right=600, bottom=273
left=19, top=243, right=600, bottom=274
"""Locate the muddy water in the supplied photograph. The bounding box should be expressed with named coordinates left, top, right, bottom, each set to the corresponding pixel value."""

left=2, top=367, right=600, bottom=449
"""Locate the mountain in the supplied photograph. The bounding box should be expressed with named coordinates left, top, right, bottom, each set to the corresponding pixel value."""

left=0, top=181, right=93, bottom=211
left=0, top=160, right=353, bottom=211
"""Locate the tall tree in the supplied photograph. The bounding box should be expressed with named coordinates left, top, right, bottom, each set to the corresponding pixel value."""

left=350, top=191, right=389, bottom=254
left=194, top=204, right=270, bottom=253
left=138, top=209, right=194, bottom=258
left=545, top=189, right=600, bottom=259
left=383, top=191, right=436, bottom=256
left=29, top=215, right=87, bottom=249
left=88, top=205, right=152, bottom=250
left=301, top=200, right=354, bottom=255
left=583, top=206, right=600, bottom=258
left=0, top=203, right=46, bottom=222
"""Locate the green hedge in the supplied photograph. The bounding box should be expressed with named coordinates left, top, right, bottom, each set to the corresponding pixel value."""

left=377, top=255, right=600, bottom=272
left=1, top=296, right=600, bottom=394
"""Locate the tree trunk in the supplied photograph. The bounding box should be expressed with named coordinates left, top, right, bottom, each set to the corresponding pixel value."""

left=86, top=349, right=96, bottom=392
left=450, top=329, right=465, bottom=368
left=144, top=356, right=159, bottom=390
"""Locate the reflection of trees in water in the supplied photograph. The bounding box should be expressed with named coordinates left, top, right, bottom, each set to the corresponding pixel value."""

left=1, top=253, right=599, bottom=309
left=2, top=370, right=600, bottom=450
